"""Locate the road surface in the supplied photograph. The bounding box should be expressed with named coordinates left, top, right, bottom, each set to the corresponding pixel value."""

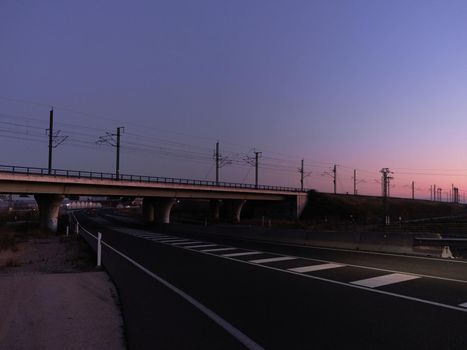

left=76, top=212, right=467, bottom=349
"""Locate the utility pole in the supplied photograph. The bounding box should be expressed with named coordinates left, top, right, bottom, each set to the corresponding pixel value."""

left=48, top=108, right=53, bottom=174
left=412, top=181, right=415, bottom=200
left=300, top=159, right=304, bottom=191
left=254, top=151, right=262, bottom=188
left=96, top=127, right=124, bottom=180
left=333, top=164, right=337, bottom=194
left=215, top=141, right=220, bottom=185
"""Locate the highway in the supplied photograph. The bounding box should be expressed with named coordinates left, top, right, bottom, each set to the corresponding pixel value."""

left=76, top=212, right=467, bottom=350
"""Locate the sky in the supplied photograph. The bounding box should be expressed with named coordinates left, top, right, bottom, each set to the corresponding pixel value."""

left=2, top=0, right=467, bottom=200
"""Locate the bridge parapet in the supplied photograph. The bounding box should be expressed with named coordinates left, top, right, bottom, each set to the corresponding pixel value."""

left=0, top=165, right=303, bottom=193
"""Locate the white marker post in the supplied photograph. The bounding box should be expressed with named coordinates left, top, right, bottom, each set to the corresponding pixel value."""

left=97, top=232, right=102, bottom=267
left=66, top=225, right=69, bottom=237
left=75, top=222, right=79, bottom=235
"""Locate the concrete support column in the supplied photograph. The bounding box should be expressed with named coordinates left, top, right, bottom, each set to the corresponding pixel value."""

left=229, top=199, right=246, bottom=223
left=34, top=194, right=64, bottom=233
left=294, top=194, right=308, bottom=219
left=156, top=198, right=176, bottom=224
left=142, top=197, right=156, bottom=223
left=209, top=199, right=222, bottom=222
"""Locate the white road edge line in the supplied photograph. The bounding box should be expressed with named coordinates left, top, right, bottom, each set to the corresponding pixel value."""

left=254, top=238, right=467, bottom=264
left=211, top=249, right=467, bottom=314
left=74, top=219, right=467, bottom=320
left=351, top=273, right=420, bottom=288
left=100, top=240, right=265, bottom=350
left=459, top=302, right=467, bottom=308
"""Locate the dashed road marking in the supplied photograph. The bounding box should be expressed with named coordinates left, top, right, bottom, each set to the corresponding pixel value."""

left=201, top=247, right=237, bottom=253
left=222, top=251, right=263, bottom=258
left=351, top=273, right=420, bottom=288
left=76, top=219, right=467, bottom=315
left=184, top=244, right=218, bottom=249
left=172, top=241, right=203, bottom=246
left=159, top=239, right=190, bottom=243
left=288, top=263, right=345, bottom=273
left=249, top=256, right=297, bottom=264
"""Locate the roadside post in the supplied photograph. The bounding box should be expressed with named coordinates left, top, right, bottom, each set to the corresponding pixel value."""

left=97, top=232, right=102, bottom=267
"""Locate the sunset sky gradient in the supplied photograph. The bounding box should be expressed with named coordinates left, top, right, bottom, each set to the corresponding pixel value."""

left=2, top=0, right=467, bottom=200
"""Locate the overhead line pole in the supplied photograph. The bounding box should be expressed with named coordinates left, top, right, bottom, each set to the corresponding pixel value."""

left=333, top=164, right=337, bottom=194
left=116, top=127, right=123, bottom=181
left=353, top=169, right=357, bottom=195
left=48, top=108, right=53, bottom=174
left=300, top=159, right=304, bottom=191
left=215, top=141, right=220, bottom=185
left=254, top=151, right=262, bottom=189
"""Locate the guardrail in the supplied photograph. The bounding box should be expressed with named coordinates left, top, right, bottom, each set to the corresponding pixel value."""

left=414, top=237, right=467, bottom=248
left=0, top=164, right=304, bottom=193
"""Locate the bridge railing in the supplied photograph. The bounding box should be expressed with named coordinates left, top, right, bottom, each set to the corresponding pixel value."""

left=0, top=164, right=305, bottom=193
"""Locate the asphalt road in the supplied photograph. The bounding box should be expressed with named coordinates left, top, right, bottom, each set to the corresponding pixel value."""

left=76, top=213, right=467, bottom=350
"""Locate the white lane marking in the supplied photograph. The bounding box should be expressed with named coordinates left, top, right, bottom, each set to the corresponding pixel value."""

left=159, top=239, right=190, bottom=243
left=288, top=263, right=345, bottom=273
left=459, top=302, right=467, bottom=308
left=265, top=239, right=467, bottom=265
left=172, top=241, right=203, bottom=246
left=99, top=240, right=264, bottom=350
left=201, top=247, right=237, bottom=253
left=74, top=218, right=467, bottom=315
left=249, top=256, right=297, bottom=264
left=351, top=273, right=420, bottom=288
left=158, top=239, right=189, bottom=243
left=109, top=227, right=467, bottom=285
left=184, top=244, right=218, bottom=249
left=222, top=251, right=263, bottom=258
left=141, top=235, right=173, bottom=240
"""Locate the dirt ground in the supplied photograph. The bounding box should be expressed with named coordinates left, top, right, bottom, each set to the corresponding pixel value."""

left=0, top=230, right=96, bottom=274
left=0, top=222, right=126, bottom=350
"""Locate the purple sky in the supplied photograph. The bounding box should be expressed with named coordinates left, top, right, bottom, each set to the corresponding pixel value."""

left=2, top=1, right=467, bottom=199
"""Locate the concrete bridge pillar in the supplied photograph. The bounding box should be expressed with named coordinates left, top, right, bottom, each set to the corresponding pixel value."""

left=34, top=194, right=64, bottom=233
left=156, top=198, right=176, bottom=224
left=142, top=197, right=156, bottom=223
left=229, top=199, right=246, bottom=223
left=294, top=194, right=308, bottom=219
left=210, top=199, right=222, bottom=222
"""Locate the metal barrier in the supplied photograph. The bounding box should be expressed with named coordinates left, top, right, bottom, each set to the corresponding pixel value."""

left=0, top=164, right=304, bottom=193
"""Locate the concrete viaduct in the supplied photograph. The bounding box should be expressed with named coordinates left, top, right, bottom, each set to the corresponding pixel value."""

left=0, top=166, right=308, bottom=232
